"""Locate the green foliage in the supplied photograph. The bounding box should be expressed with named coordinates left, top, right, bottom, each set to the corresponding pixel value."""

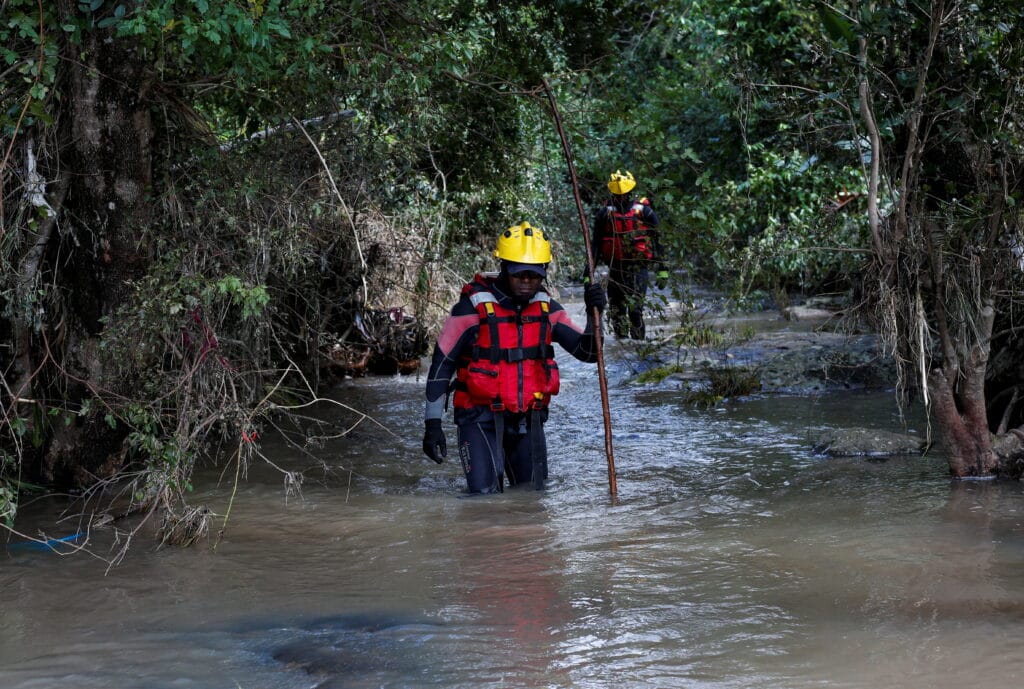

left=124, top=404, right=196, bottom=497
left=0, top=451, right=15, bottom=527
left=645, top=362, right=761, bottom=409
left=0, top=0, right=60, bottom=134
left=672, top=321, right=724, bottom=349
left=0, top=484, right=14, bottom=527
left=559, top=0, right=873, bottom=294
left=122, top=0, right=332, bottom=95
left=212, top=277, right=270, bottom=319
left=689, top=145, right=869, bottom=290
left=706, top=364, right=760, bottom=398
left=635, top=363, right=686, bottom=385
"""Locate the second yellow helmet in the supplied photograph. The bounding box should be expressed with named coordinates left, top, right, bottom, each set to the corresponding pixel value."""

left=607, top=170, right=636, bottom=195
left=494, top=222, right=552, bottom=265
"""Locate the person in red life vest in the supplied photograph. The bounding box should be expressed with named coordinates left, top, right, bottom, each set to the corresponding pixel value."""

left=590, top=170, right=668, bottom=340
left=421, top=222, right=607, bottom=493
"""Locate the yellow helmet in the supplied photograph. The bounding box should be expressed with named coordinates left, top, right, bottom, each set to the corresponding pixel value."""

left=494, top=222, right=552, bottom=265
left=607, top=170, right=636, bottom=195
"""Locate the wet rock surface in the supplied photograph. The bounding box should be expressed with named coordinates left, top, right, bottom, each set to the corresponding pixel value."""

left=721, top=329, right=895, bottom=394
left=620, top=289, right=916, bottom=457
left=641, top=313, right=896, bottom=395
left=264, top=613, right=443, bottom=688
left=811, top=427, right=927, bottom=457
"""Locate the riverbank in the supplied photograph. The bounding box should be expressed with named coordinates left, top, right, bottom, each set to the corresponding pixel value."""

left=642, top=300, right=895, bottom=396
left=560, top=282, right=897, bottom=397
left=573, top=283, right=923, bottom=457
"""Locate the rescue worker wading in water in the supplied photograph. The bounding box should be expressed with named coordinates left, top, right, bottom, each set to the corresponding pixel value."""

left=421, top=222, right=607, bottom=493
left=590, top=170, right=667, bottom=340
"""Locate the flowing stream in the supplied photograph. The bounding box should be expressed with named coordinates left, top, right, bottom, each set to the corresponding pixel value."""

left=3, top=305, right=1024, bottom=689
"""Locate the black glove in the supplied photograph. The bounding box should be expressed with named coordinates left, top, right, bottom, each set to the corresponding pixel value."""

left=422, top=419, right=446, bottom=463
left=655, top=270, right=670, bottom=290
left=584, top=283, right=607, bottom=312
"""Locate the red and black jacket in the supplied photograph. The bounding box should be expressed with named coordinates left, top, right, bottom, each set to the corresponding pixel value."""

left=593, top=196, right=661, bottom=266
left=424, top=273, right=598, bottom=420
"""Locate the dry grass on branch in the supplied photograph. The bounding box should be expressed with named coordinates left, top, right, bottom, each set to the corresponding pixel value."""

left=157, top=505, right=212, bottom=548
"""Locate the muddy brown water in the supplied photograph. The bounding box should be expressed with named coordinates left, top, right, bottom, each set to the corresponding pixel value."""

left=3, top=312, right=1024, bottom=689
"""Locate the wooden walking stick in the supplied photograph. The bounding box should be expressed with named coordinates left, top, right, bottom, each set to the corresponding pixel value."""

left=541, top=78, right=618, bottom=497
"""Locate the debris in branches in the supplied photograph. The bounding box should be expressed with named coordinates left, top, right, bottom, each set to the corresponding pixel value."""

left=157, top=506, right=212, bottom=548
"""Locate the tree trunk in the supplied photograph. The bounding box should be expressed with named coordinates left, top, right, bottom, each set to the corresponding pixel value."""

left=26, top=5, right=155, bottom=487
left=930, top=370, right=999, bottom=477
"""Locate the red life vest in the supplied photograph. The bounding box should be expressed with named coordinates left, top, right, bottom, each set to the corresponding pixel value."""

left=599, top=198, right=654, bottom=264
left=453, top=276, right=560, bottom=412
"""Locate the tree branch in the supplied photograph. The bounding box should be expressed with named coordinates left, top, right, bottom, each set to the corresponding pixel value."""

left=856, top=38, right=884, bottom=258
